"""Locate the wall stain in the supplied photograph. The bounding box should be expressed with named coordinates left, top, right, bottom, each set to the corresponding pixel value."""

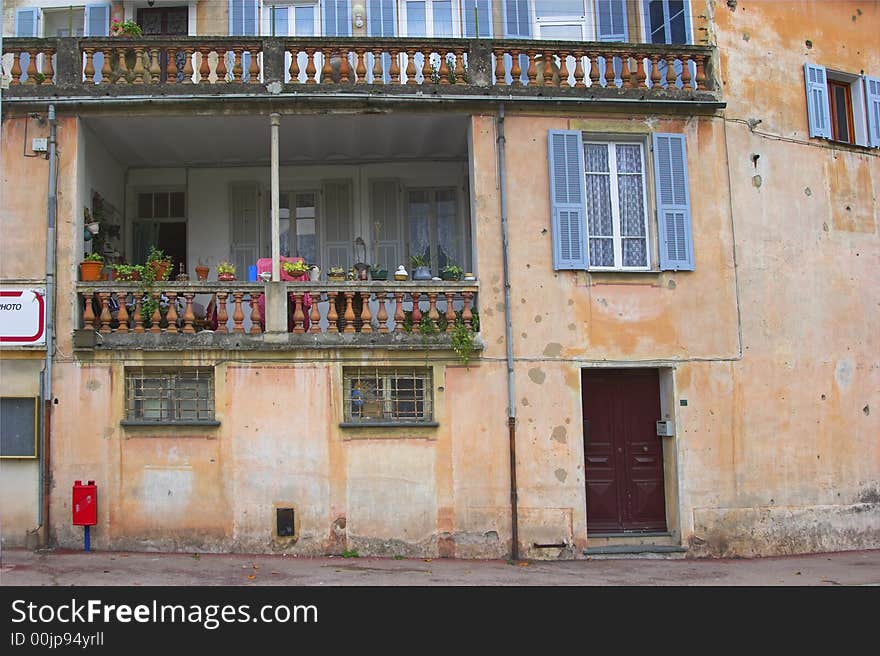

left=543, top=343, right=562, bottom=357
left=528, top=368, right=546, bottom=384
left=554, top=468, right=568, bottom=482
left=551, top=426, right=567, bottom=443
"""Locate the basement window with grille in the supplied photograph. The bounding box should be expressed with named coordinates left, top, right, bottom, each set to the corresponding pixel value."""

left=122, top=367, right=219, bottom=426
left=341, top=367, right=436, bottom=427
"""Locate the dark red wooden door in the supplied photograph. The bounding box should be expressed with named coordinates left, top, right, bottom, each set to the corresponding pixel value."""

left=582, top=369, right=667, bottom=533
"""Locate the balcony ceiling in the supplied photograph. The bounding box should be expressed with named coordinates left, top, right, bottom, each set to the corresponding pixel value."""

left=82, top=113, right=468, bottom=167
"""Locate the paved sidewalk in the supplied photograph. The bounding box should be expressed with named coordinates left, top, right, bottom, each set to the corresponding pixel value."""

left=2, top=547, right=878, bottom=586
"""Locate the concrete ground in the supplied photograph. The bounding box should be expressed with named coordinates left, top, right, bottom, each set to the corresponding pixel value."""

left=1, top=547, right=878, bottom=586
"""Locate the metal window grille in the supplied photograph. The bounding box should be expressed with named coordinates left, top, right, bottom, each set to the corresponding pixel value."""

left=343, top=368, right=433, bottom=424
left=125, top=368, right=214, bottom=423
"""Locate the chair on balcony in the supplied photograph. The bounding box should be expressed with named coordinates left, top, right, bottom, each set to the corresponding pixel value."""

left=255, top=257, right=311, bottom=332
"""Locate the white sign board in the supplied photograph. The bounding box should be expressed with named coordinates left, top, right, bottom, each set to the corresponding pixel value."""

left=0, top=289, right=46, bottom=346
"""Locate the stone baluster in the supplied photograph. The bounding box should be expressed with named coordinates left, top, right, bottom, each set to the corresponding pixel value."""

left=305, top=48, right=317, bottom=83
left=216, top=48, right=228, bottom=83
left=166, top=47, right=178, bottom=84
left=359, top=293, right=372, bottom=333
left=310, top=292, right=322, bottom=333
left=572, top=50, right=585, bottom=88
left=99, top=293, right=113, bottom=333
left=339, top=49, right=351, bottom=83
left=182, top=293, right=196, bottom=334
left=132, top=296, right=144, bottom=333
left=421, top=50, right=433, bottom=83
left=389, top=48, right=400, bottom=84
left=405, top=48, right=417, bottom=85
left=216, top=292, right=229, bottom=333
left=116, top=294, right=129, bottom=332
left=681, top=54, right=693, bottom=90
left=411, top=292, right=422, bottom=332
left=604, top=53, right=615, bottom=88
left=292, top=293, right=305, bottom=333
left=44, top=49, right=55, bottom=83
left=666, top=56, right=677, bottom=87
left=510, top=49, right=522, bottom=86
left=326, top=291, right=339, bottom=332
left=343, top=292, right=356, bottom=333
left=83, top=48, right=96, bottom=84
left=25, top=49, right=38, bottom=85
left=248, top=48, right=260, bottom=84
left=525, top=50, right=537, bottom=86
left=636, top=54, right=648, bottom=89
left=9, top=51, right=23, bottom=85
left=444, top=292, right=456, bottom=332
left=232, top=48, right=244, bottom=82
left=132, top=46, right=146, bottom=84
left=695, top=55, right=707, bottom=90
left=182, top=47, right=195, bottom=84
left=542, top=51, right=554, bottom=87
left=232, top=292, right=245, bottom=332
left=453, top=48, right=466, bottom=85
left=622, top=53, right=635, bottom=89
left=438, top=50, right=450, bottom=85
left=559, top=51, right=571, bottom=88
left=116, top=47, right=130, bottom=84
left=150, top=291, right=161, bottom=332
left=165, top=292, right=178, bottom=333
left=650, top=55, right=661, bottom=88
left=82, top=294, right=95, bottom=330
left=393, top=292, right=405, bottom=332
left=354, top=48, right=366, bottom=83
left=289, top=48, right=300, bottom=82
left=376, top=293, right=388, bottom=333
left=149, top=48, right=161, bottom=83
left=462, top=292, right=473, bottom=330
left=249, top=292, right=262, bottom=334
left=427, top=293, right=439, bottom=330
left=321, top=49, right=333, bottom=83
left=372, top=48, right=383, bottom=84
left=587, top=52, right=598, bottom=87
left=493, top=49, right=506, bottom=85
left=101, top=51, right=112, bottom=84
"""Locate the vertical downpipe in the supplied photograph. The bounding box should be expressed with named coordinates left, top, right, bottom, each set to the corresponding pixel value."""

left=270, top=113, right=281, bottom=281
left=41, top=104, right=58, bottom=548
left=497, top=104, right=518, bottom=560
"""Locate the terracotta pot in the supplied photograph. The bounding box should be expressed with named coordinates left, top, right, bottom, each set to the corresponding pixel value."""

left=195, top=266, right=210, bottom=281
left=218, top=273, right=236, bottom=281
left=149, top=260, right=171, bottom=281
left=79, top=261, right=103, bottom=281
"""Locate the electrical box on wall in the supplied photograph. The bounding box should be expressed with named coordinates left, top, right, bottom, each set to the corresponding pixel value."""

left=656, top=420, right=675, bottom=437
left=31, top=138, right=48, bottom=152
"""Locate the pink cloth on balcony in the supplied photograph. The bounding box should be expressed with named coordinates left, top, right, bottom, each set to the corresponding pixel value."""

left=255, top=257, right=311, bottom=332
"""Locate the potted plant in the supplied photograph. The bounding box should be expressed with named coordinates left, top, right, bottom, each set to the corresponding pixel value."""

left=146, top=246, right=173, bottom=281
left=370, top=265, right=388, bottom=281
left=195, top=262, right=210, bottom=281
left=110, top=18, right=143, bottom=37
left=282, top=259, right=311, bottom=279
left=327, top=266, right=346, bottom=282
left=410, top=254, right=432, bottom=281
left=80, top=252, right=105, bottom=281
left=217, top=261, right=236, bottom=281
left=440, top=263, right=463, bottom=281
left=112, top=263, right=143, bottom=282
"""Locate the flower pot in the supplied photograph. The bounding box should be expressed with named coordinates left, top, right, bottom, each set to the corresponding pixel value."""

left=371, top=271, right=388, bottom=281
left=328, top=275, right=346, bottom=282
left=412, top=266, right=432, bottom=281
left=218, top=273, right=236, bottom=281
left=195, top=266, right=210, bottom=281
left=148, top=260, right=171, bottom=281
left=79, top=261, right=104, bottom=281
left=441, top=272, right=461, bottom=281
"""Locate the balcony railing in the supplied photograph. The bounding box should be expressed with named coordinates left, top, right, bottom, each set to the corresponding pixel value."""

left=75, top=280, right=480, bottom=351
left=2, top=36, right=718, bottom=102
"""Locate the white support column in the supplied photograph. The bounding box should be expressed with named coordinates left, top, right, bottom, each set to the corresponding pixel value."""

left=270, top=112, right=281, bottom=282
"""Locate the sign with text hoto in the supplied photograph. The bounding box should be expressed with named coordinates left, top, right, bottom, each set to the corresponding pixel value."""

left=0, top=289, right=46, bottom=345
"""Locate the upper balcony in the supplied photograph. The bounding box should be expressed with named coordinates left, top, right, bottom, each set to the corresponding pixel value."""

left=1, top=35, right=719, bottom=109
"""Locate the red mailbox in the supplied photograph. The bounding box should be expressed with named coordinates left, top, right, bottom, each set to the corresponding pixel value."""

left=72, top=480, right=97, bottom=526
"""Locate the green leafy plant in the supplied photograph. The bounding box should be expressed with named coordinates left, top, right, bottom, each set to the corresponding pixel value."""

left=83, top=252, right=104, bottom=263
left=441, top=263, right=463, bottom=281
left=217, top=261, right=236, bottom=276
left=110, top=18, right=143, bottom=37
left=410, top=254, right=429, bottom=268
left=340, top=549, right=360, bottom=558
left=112, top=263, right=143, bottom=281
left=369, top=265, right=388, bottom=280
left=282, top=260, right=310, bottom=276
left=33, top=72, right=46, bottom=84
left=451, top=319, right=477, bottom=364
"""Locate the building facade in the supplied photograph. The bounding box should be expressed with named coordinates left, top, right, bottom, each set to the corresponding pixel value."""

left=1, top=0, right=877, bottom=558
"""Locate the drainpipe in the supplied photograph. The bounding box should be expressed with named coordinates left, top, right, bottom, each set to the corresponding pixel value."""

left=496, top=104, right=518, bottom=560
left=40, top=104, right=57, bottom=549
left=270, top=113, right=281, bottom=281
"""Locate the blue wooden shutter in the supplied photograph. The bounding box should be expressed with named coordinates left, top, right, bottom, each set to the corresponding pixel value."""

left=804, top=63, right=831, bottom=139
left=463, top=0, right=491, bottom=38
left=503, top=0, right=530, bottom=38
left=865, top=76, right=880, bottom=148
left=653, top=133, right=694, bottom=271
left=548, top=130, right=589, bottom=270
left=324, top=0, right=352, bottom=36
left=596, top=0, right=628, bottom=42
left=85, top=4, right=110, bottom=36
left=15, top=8, right=39, bottom=36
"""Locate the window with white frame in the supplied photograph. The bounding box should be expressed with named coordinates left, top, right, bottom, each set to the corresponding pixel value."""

left=124, top=368, right=215, bottom=424
left=264, top=1, right=320, bottom=36
left=401, top=0, right=458, bottom=36
left=805, top=63, right=880, bottom=148
left=548, top=130, right=694, bottom=272
left=342, top=367, right=434, bottom=425
left=643, top=0, right=691, bottom=45
left=583, top=140, right=650, bottom=270
left=407, top=188, right=464, bottom=276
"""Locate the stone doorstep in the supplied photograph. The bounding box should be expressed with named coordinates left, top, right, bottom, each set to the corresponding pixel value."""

left=584, top=532, right=688, bottom=556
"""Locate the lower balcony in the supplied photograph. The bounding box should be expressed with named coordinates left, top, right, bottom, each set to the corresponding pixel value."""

left=75, top=280, right=480, bottom=356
